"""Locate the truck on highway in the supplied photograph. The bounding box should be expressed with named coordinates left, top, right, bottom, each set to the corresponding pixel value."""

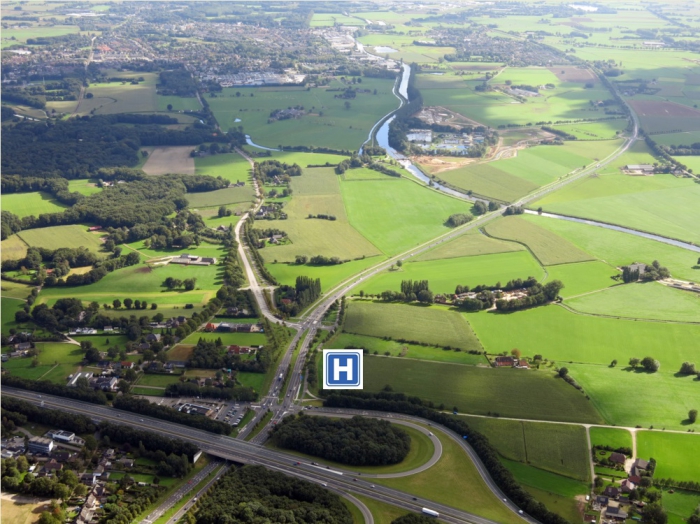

left=278, top=373, right=283, bottom=381
left=422, top=508, right=439, bottom=518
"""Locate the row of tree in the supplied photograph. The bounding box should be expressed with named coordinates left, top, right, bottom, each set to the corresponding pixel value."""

left=275, top=276, right=322, bottom=317
left=494, top=280, right=565, bottom=312
left=113, top=396, right=231, bottom=434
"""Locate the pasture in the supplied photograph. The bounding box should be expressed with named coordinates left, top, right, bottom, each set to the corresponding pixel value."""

left=484, top=216, right=594, bottom=266
left=549, top=119, right=628, bottom=140
left=415, top=230, right=523, bottom=262
left=1, top=297, right=29, bottom=334
left=78, top=73, right=159, bottom=115
left=340, top=177, right=475, bottom=256
left=142, top=146, right=195, bottom=176
left=568, top=365, right=699, bottom=430
left=465, top=417, right=591, bottom=481
left=468, top=305, right=700, bottom=369
left=363, top=356, right=603, bottom=424
left=1, top=191, right=67, bottom=218
left=567, top=282, right=700, bottom=322
left=360, top=250, right=545, bottom=296
left=17, top=225, right=106, bottom=253
left=662, top=490, right=700, bottom=524
left=194, top=153, right=251, bottom=183
left=1, top=342, right=84, bottom=384
left=0, top=280, right=33, bottom=300
left=545, top=261, right=618, bottom=298
left=522, top=214, right=700, bottom=282
left=206, top=78, right=398, bottom=150
left=267, top=256, right=382, bottom=290
left=636, top=432, right=700, bottom=482
left=1, top=235, right=29, bottom=262
left=186, top=186, right=255, bottom=208
left=68, top=180, right=102, bottom=196
left=533, top=173, right=700, bottom=244
left=1, top=25, right=80, bottom=47
left=343, top=301, right=482, bottom=351
left=589, top=427, right=633, bottom=451
left=434, top=162, right=538, bottom=203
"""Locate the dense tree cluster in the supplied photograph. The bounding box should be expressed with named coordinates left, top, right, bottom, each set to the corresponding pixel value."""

left=2, top=457, right=82, bottom=500
left=98, top=421, right=198, bottom=459
left=275, top=276, right=322, bottom=316
left=272, top=414, right=410, bottom=466
left=2, top=396, right=98, bottom=433
left=187, top=338, right=271, bottom=374
left=164, top=381, right=257, bottom=401
left=541, top=126, right=577, bottom=140
left=495, top=280, right=564, bottom=312
left=621, top=261, right=670, bottom=283
left=2, top=375, right=108, bottom=404
left=2, top=245, right=100, bottom=273
left=113, top=396, right=231, bottom=434
left=446, top=213, right=474, bottom=227
left=158, top=69, right=198, bottom=96
left=194, top=465, right=352, bottom=524
left=254, top=160, right=302, bottom=183
left=379, top=280, right=433, bottom=304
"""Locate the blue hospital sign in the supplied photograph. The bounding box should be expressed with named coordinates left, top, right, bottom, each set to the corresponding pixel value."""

left=323, top=349, right=363, bottom=389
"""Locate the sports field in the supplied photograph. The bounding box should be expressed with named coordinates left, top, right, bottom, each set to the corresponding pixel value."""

left=1, top=191, right=68, bottom=218
left=589, top=427, right=633, bottom=451
left=344, top=301, right=482, bottom=351
left=636, top=432, right=700, bottom=482
left=484, top=216, right=594, bottom=266
left=17, top=225, right=106, bottom=253
left=415, top=230, right=523, bottom=262
left=363, top=356, right=603, bottom=424
left=360, top=250, right=545, bottom=296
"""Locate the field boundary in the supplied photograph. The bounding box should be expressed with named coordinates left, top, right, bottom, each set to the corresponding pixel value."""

left=479, top=227, right=549, bottom=278
left=557, top=302, right=700, bottom=325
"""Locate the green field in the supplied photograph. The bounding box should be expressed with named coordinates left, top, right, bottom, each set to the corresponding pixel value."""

left=1, top=25, right=81, bottom=48
left=0, top=280, right=33, bottom=300
left=340, top=176, right=473, bottom=256
left=1, top=342, right=84, bottom=383
left=589, top=427, right=633, bottom=451
left=567, top=282, right=700, bottom=322
left=17, top=225, right=106, bottom=252
left=194, top=153, right=252, bottom=183
left=415, top=230, right=523, bottom=262
left=267, top=256, right=383, bottom=290
left=353, top=495, right=406, bottom=524
left=68, top=179, right=102, bottom=196
left=360, top=250, right=545, bottom=295
left=484, top=216, right=595, bottom=266
left=636, top=432, right=700, bottom=482
left=662, top=490, right=700, bottom=524
left=0, top=235, right=29, bottom=262
left=343, top=301, right=482, bottom=351
left=363, top=356, right=603, bottom=423
left=79, top=74, right=160, bottom=115
left=523, top=214, right=700, bottom=282
left=186, top=186, right=256, bottom=208
left=435, top=162, right=538, bottom=203
left=1, top=192, right=67, bottom=218
left=467, top=305, right=700, bottom=369
left=548, top=119, right=629, bottom=140
left=1, top=297, right=31, bottom=335
left=545, top=261, right=618, bottom=298
left=463, top=417, right=590, bottom=481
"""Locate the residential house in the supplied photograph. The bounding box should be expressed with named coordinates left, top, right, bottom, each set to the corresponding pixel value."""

left=604, top=486, right=621, bottom=499
left=120, top=361, right=134, bottom=369
left=15, top=342, right=32, bottom=351
left=42, top=459, right=63, bottom=474
left=116, top=458, right=134, bottom=468
left=91, top=376, right=118, bottom=391
left=634, top=459, right=649, bottom=475
left=494, top=356, right=515, bottom=367
left=609, top=452, right=626, bottom=465
left=621, top=478, right=637, bottom=493
left=146, top=333, right=161, bottom=343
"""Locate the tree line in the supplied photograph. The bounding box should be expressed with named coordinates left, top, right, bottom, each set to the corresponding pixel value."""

left=187, top=337, right=271, bottom=375
left=113, top=396, right=231, bottom=434
left=275, top=276, right=322, bottom=316
left=164, top=381, right=257, bottom=402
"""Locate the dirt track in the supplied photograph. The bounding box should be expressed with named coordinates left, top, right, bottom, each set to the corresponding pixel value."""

left=142, top=146, right=195, bottom=175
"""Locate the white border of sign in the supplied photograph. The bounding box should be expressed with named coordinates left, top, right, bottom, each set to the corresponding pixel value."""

left=323, top=349, right=363, bottom=390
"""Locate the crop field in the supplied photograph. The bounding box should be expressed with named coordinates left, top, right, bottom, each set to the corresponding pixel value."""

left=654, top=131, right=700, bottom=147
left=1, top=25, right=81, bottom=47
left=464, top=417, right=590, bottom=481
left=544, top=261, right=618, bottom=298
left=469, top=304, right=700, bottom=369
left=68, top=180, right=102, bottom=196
left=1, top=235, right=29, bottom=262
left=340, top=177, right=475, bottom=255
left=360, top=250, right=544, bottom=296
left=207, top=78, right=398, bottom=150
left=344, top=301, right=482, bottom=351
left=435, top=162, right=538, bottom=203
left=636, top=432, right=700, bottom=482
left=567, top=282, right=700, bottom=322
left=415, top=230, right=523, bottom=262
left=533, top=173, right=700, bottom=244
left=332, top=333, right=487, bottom=365
left=142, top=146, right=195, bottom=176
left=522, top=214, right=700, bottom=282
left=629, top=100, right=700, bottom=134
left=363, top=356, right=603, bottom=423
left=194, top=153, right=251, bottom=183
left=186, top=186, right=255, bottom=208
left=589, top=427, right=633, bottom=451
left=17, top=225, right=106, bottom=253
left=549, top=119, right=628, bottom=140
left=568, top=365, right=699, bottom=430
left=267, top=256, right=382, bottom=289
left=484, top=216, right=594, bottom=266
left=1, top=191, right=68, bottom=218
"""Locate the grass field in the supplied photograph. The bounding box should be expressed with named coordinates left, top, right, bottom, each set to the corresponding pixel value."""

left=340, top=176, right=473, bottom=256
left=1, top=235, right=29, bottom=262
left=375, top=426, right=523, bottom=524
left=1, top=342, right=83, bottom=383
left=267, top=256, right=383, bottom=290
left=17, top=225, right=106, bottom=253
left=194, top=153, right=251, bottom=183
left=68, top=179, right=102, bottom=196
left=636, top=432, right=700, bottom=482
left=1, top=191, right=67, bottom=218
left=353, top=495, right=406, bottom=524
left=567, top=282, right=700, bottom=322
left=1, top=297, right=31, bottom=335
left=78, top=74, right=160, bottom=115
left=545, top=261, right=618, bottom=298
left=0, top=280, right=33, bottom=300
left=589, top=427, right=633, bottom=451
left=360, top=250, right=545, bottom=295
left=1, top=25, right=81, bottom=47
left=568, top=365, right=699, bottom=430
left=503, top=459, right=589, bottom=499
left=549, top=119, right=628, bottom=140
left=344, top=301, right=482, bottom=351
left=467, top=305, right=700, bottom=369
left=332, top=333, right=488, bottom=365
left=662, top=490, right=700, bottom=524
left=522, top=214, right=700, bottom=282
left=186, top=186, right=255, bottom=208
left=484, top=216, right=595, bottom=266
left=463, top=417, right=590, bottom=481
left=414, top=230, right=523, bottom=262
left=363, top=356, right=603, bottom=423
left=435, top=162, right=538, bottom=203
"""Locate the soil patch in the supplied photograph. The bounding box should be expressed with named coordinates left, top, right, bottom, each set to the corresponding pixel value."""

left=628, top=100, right=700, bottom=118
left=548, top=66, right=598, bottom=83
left=142, top=146, right=195, bottom=176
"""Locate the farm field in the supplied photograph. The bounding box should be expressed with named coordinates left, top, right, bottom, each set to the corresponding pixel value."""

left=194, top=153, right=251, bottom=183
left=68, top=179, right=102, bottom=196
left=636, top=432, right=700, bottom=482
left=1, top=191, right=67, bottom=218
left=156, top=95, right=201, bottom=112
left=0, top=280, right=33, bottom=300
left=362, top=356, right=603, bottom=424
left=512, top=477, right=583, bottom=524
left=186, top=186, right=255, bottom=208
left=467, top=304, right=700, bottom=369
left=142, top=146, right=195, bottom=176
left=434, top=162, right=538, bottom=203
left=1, top=342, right=84, bottom=383
left=267, top=256, right=382, bottom=290
left=415, top=229, right=523, bottom=262
left=332, top=333, right=487, bottom=365
left=589, top=427, right=633, bottom=451
left=17, top=225, right=106, bottom=253
left=77, top=74, right=159, bottom=115
left=545, top=261, right=618, bottom=298
left=343, top=301, right=482, bottom=351
left=532, top=173, right=700, bottom=244
left=484, top=216, right=594, bottom=266
left=568, top=365, right=699, bottom=430
left=207, top=79, right=398, bottom=150
left=567, top=282, right=700, bottom=322
left=548, top=119, right=628, bottom=140
left=375, top=426, right=523, bottom=524
left=340, top=176, right=473, bottom=256
left=1, top=25, right=81, bottom=47
left=1, top=235, right=29, bottom=262
left=502, top=459, right=589, bottom=500
left=360, top=250, right=545, bottom=296
left=662, top=490, right=700, bottom=524
left=522, top=214, right=700, bottom=282
left=0, top=297, right=30, bottom=335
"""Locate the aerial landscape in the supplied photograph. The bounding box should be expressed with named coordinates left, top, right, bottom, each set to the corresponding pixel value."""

left=0, top=1, right=699, bottom=524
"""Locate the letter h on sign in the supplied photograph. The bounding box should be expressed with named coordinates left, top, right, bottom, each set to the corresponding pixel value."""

left=323, top=349, right=363, bottom=389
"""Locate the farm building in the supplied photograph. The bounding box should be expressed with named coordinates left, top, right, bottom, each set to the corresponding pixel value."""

left=170, top=254, right=217, bottom=266
left=68, top=371, right=94, bottom=387
left=623, top=164, right=654, bottom=175
left=609, top=452, right=626, bottom=465
left=494, top=356, right=515, bottom=367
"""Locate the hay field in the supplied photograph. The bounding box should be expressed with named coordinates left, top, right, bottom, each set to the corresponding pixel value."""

left=17, top=225, right=105, bottom=252
left=143, top=146, right=195, bottom=175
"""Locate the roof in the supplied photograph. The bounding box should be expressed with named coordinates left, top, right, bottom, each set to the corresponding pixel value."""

left=609, top=452, right=627, bottom=464
left=635, top=459, right=649, bottom=469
